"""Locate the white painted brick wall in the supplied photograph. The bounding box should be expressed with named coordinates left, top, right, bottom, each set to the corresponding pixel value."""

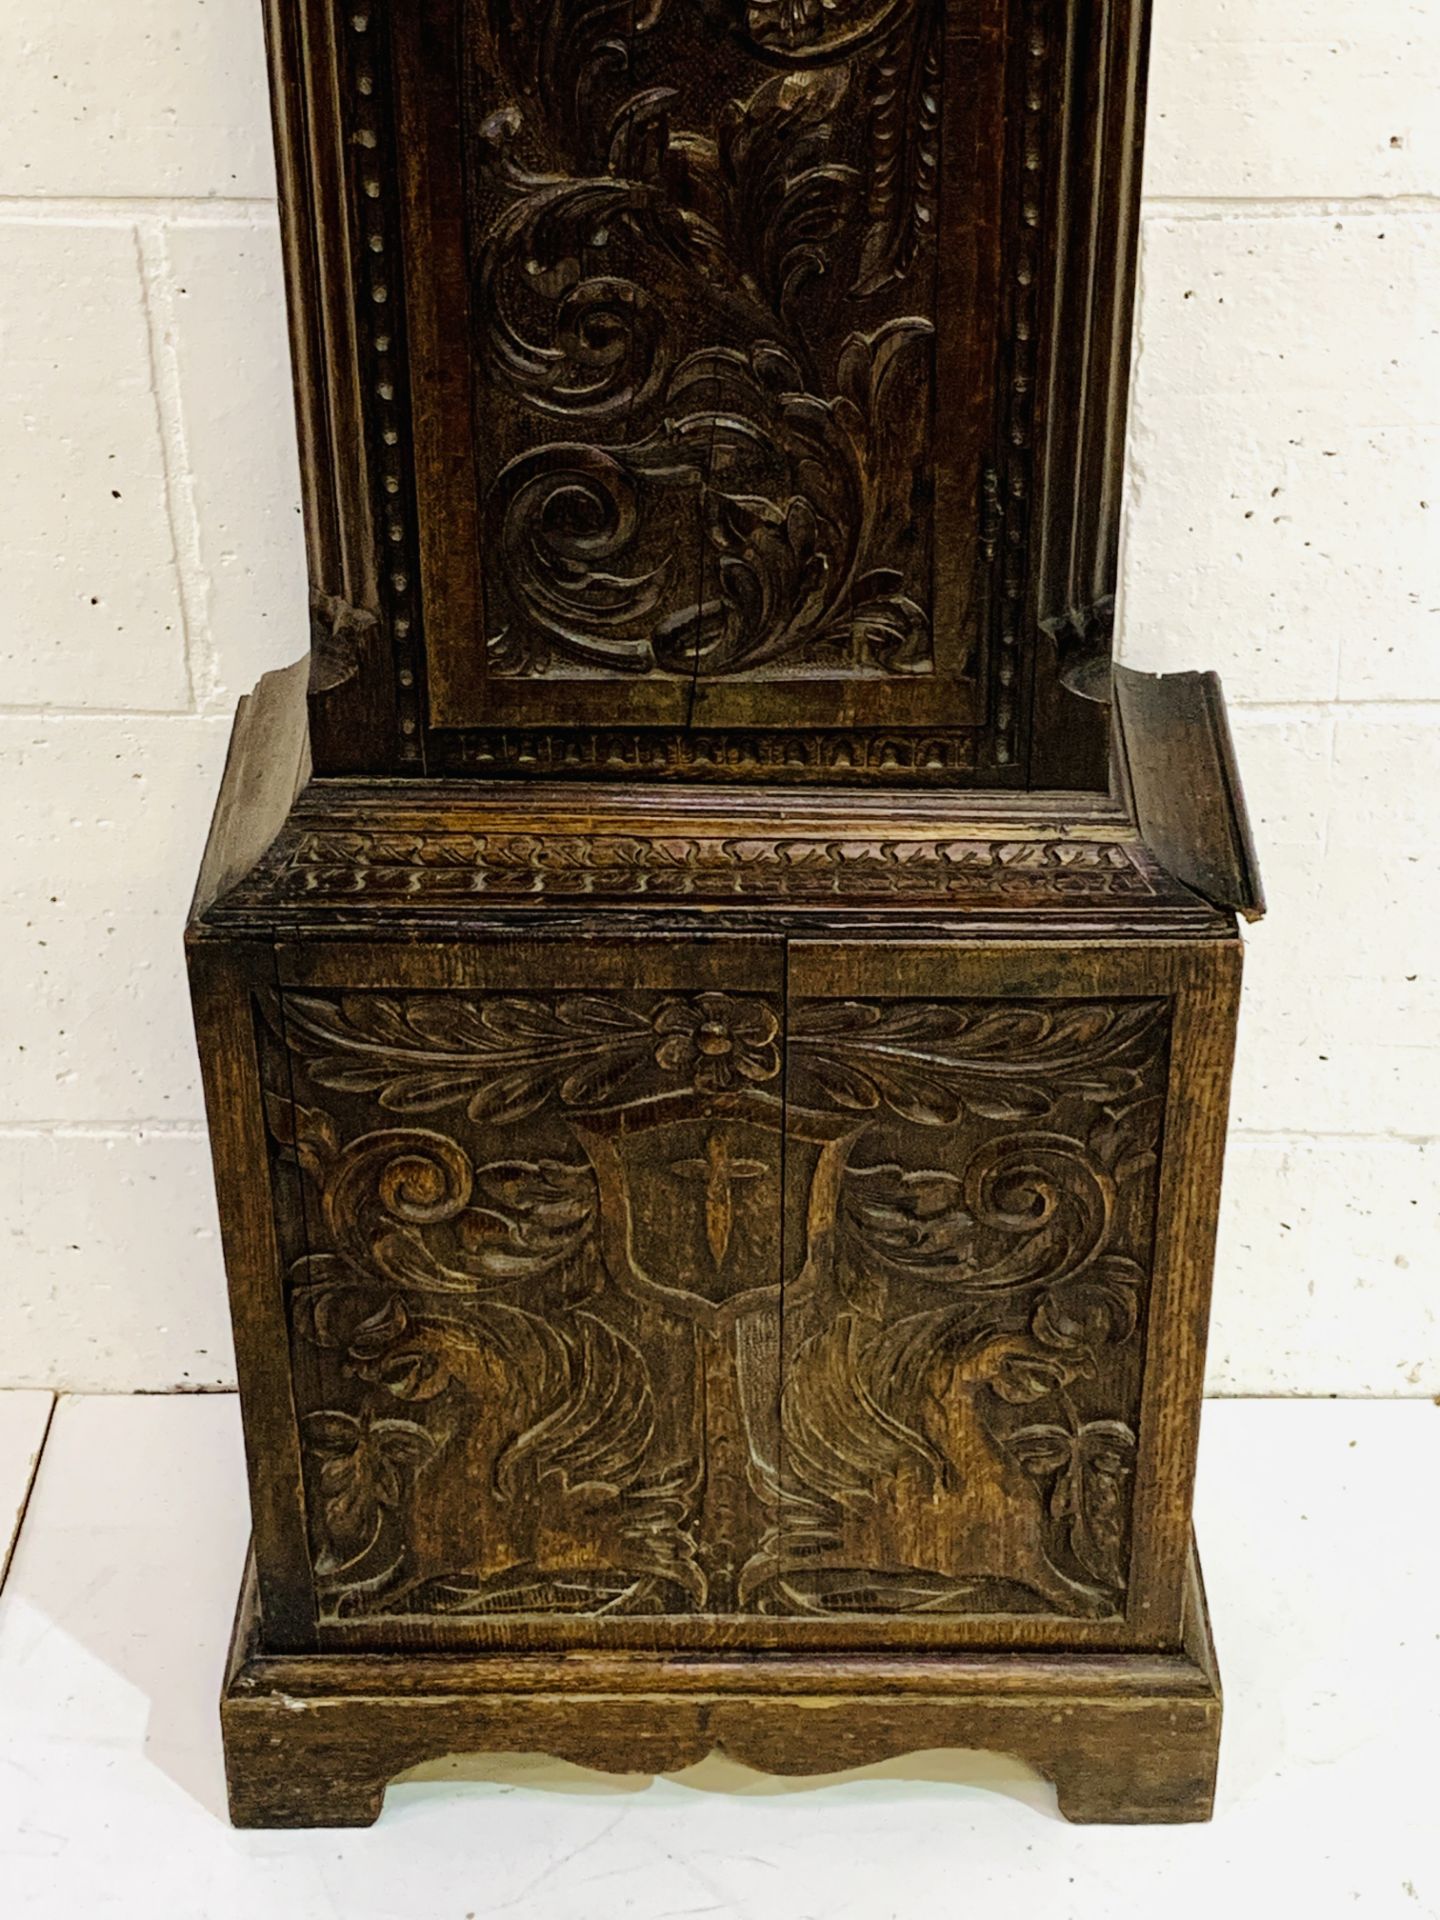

left=2, top=1, right=1436, bottom=1394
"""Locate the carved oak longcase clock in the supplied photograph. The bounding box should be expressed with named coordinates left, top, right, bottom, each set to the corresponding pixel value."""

left=188, top=0, right=1264, bottom=1826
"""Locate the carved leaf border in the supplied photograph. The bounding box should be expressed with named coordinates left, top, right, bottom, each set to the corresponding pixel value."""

left=270, top=988, right=783, bottom=1126
left=268, top=991, right=1166, bottom=1132
left=788, top=998, right=1169, bottom=1125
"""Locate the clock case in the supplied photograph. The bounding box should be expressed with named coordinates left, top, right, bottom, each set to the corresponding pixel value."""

left=188, top=0, right=1264, bottom=1826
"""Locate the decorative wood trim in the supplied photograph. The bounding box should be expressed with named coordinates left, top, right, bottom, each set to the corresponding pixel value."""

left=194, top=790, right=1219, bottom=928
left=1028, top=0, right=1154, bottom=789
left=189, top=658, right=311, bottom=922
left=243, top=824, right=1163, bottom=907
left=261, top=0, right=340, bottom=596
left=1113, top=668, right=1267, bottom=921
left=1125, top=940, right=1242, bottom=1634
left=185, top=658, right=1229, bottom=932
left=426, top=725, right=985, bottom=784
left=187, top=945, right=319, bottom=1649
left=987, top=0, right=1052, bottom=772
left=261, top=0, right=423, bottom=771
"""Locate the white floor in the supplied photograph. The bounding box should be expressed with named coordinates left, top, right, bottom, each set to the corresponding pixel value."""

left=0, top=1395, right=1435, bottom=1919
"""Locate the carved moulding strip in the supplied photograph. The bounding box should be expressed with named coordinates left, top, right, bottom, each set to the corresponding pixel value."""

left=425, top=723, right=984, bottom=782
left=250, top=827, right=1160, bottom=905
left=203, top=766, right=1203, bottom=917
left=260, top=0, right=430, bottom=769
left=341, top=5, right=425, bottom=763
left=988, top=0, right=1051, bottom=767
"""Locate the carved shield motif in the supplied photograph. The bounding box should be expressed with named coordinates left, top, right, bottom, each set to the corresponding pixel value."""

left=581, top=1114, right=783, bottom=1327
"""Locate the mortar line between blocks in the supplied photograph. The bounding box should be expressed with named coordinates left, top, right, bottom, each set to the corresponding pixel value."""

left=1231, top=1129, right=1437, bottom=1150
left=1142, top=193, right=1440, bottom=221
left=5, top=193, right=1436, bottom=226
left=1202, top=1392, right=1440, bottom=1405
left=0, top=195, right=278, bottom=225
left=1227, top=699, right=1440, bottom=718
left=0, top=705, right=232, bottom=720
left=0, top=1123, right=210, bottom=1140
left=7, top=698, right=1440, bottom=724
left=0, top=1122, right=1432, bottom=1147
left=17, top=1386, right=1436, bottom=1406
left=135, top=219, right=213, bottom=714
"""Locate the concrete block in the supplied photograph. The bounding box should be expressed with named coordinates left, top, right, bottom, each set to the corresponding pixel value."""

left=0, top=222, right=189, bottom=711
left=1211, top=1137, right=1438, bottom=1395
left=1120, top=212, right=1440, bottom=702
left=1, top=1130, right=234, bottom=1392
left=0, top=714, right=231, bottom=1125
left=1148, top=0, right=1440, bottom=200
left=0, top=2, right=274, bottom=200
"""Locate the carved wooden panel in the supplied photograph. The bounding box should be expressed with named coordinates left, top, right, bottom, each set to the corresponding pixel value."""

left=465, top=0, right=951, bottom=685
left=765, top=994, right=1169, bottom=1619
left=257, top=970, right=1170, bottom=1642
left=391, top=0, right=1034, bottom=764
left=268, top=0, right=1155, bottom=783
left=260, top=983, right=787, bottom=1624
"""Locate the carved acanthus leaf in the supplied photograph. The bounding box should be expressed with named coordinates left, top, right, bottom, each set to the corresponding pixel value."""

left=303, top=1410, right=436, bottom=1582
left=788, top=1000, right=1167, bottom=1125
left=1008, top=1419, right=1137, bottom=1591
left=276, top=990, right=783, bottom=1124
left=851, top=3, right=941, bottom=296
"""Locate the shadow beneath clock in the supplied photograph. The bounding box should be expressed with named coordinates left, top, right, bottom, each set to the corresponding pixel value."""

left=7, top=1392, right=1067, bottom=1831
left=390, top=1747, right=1061, bottom=1819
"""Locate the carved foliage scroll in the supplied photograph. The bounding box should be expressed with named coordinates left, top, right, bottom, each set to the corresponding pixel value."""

left=259, top=985, right=1169, bottom=1629
left=754, top=997, right=1170, bottom=1618
left=466, top=0, right=951, bottom=683
left=263, top=987, right=786, bottom=1621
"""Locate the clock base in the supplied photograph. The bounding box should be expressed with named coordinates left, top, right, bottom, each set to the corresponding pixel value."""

left=221, top=1546, right=1222, bottom=1828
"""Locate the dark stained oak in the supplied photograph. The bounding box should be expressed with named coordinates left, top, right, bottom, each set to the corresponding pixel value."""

left=187, top=0, right=1262, bottom=1826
